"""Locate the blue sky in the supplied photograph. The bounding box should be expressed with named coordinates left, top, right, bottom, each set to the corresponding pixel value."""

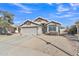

left=0, top=3, right=79, bottom=27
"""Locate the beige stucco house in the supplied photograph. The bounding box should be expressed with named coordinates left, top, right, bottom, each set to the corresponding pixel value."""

left=20, top=17, right=61, bottom=35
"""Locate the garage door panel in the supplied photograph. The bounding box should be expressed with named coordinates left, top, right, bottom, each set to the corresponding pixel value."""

left=21, top=28, right=37, bottom=35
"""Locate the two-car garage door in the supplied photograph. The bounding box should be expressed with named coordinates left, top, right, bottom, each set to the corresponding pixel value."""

left=21, top=27, right=38, bottom=35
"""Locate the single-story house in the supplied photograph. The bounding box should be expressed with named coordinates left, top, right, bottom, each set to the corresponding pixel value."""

left=20, top=17, right=61, bottom=35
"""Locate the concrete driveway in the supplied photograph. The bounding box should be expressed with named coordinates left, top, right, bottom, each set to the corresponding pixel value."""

left=0, top=34, right=49, bottom=56
left=23, top=34, right=77, bottom=56
left=0, top=34, right=77, bottom=56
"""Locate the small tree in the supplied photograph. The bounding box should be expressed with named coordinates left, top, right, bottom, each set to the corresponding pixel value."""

left=68, top=25, right=77, bottom=35
left=0, top=10, right=14, bottom=34
left=0, top=10, right=14, bottom=24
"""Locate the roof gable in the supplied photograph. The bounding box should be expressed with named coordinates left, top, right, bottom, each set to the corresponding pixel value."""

left=47, top=21, right=61, bottom=25
left=34, top=17, right=48, bottom=22
left=20, top=20, right=39, bottom=27
left=20, top=17, right=61, bottom=27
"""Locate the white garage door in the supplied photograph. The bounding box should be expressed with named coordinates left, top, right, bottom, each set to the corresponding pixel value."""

left=21, top=27, right=38, bottom=35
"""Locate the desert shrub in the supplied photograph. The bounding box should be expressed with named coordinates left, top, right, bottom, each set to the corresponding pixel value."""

left=68, top=25, right=77, bottom=35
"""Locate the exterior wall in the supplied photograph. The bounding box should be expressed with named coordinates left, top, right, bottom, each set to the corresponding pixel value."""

left=56, top=26, right=58, bottom=32
left=34, top=21, right=48, bottom=24
left=47, top=25, right=49, bottom=33
left=37, top=26, right=43, bottom=35
left=56, top=25, right=61, bottom=33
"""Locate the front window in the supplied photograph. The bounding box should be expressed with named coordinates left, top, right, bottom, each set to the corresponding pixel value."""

left=49, top=25, right=56, bottom=31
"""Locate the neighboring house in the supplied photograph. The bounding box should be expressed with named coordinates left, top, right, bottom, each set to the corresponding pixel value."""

left=20, top=17, right=61, bottom=35
left=0, top=24, right=16, bottom=35
left=7, top=24, right=16, bottom=33
left=60, top=26, right=68, bottom=35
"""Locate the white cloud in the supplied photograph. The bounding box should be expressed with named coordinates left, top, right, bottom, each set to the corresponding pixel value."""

left=20, top=10, right=32, bottom=14
left=67, top=12, right=79, bottom=15
left=56, top=10, right=79, bottom=15
left=56, top=13, right=61, bottom=14
left=12, top=3, right=32, bottom=14
left=47, top=3, right=52, bottom=5
left=55, top=11, right=79, bottom=18
left=70, top=3, right=79, bottom=6
left=57, top=5, right=70, bottom=12
left=56, top=3, right=79, bottom=14
left=70, top=3, right=79, bottom=10
left=56, top=14, right=73, bottom=18
left=13, top=3, right=30, bottom=10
